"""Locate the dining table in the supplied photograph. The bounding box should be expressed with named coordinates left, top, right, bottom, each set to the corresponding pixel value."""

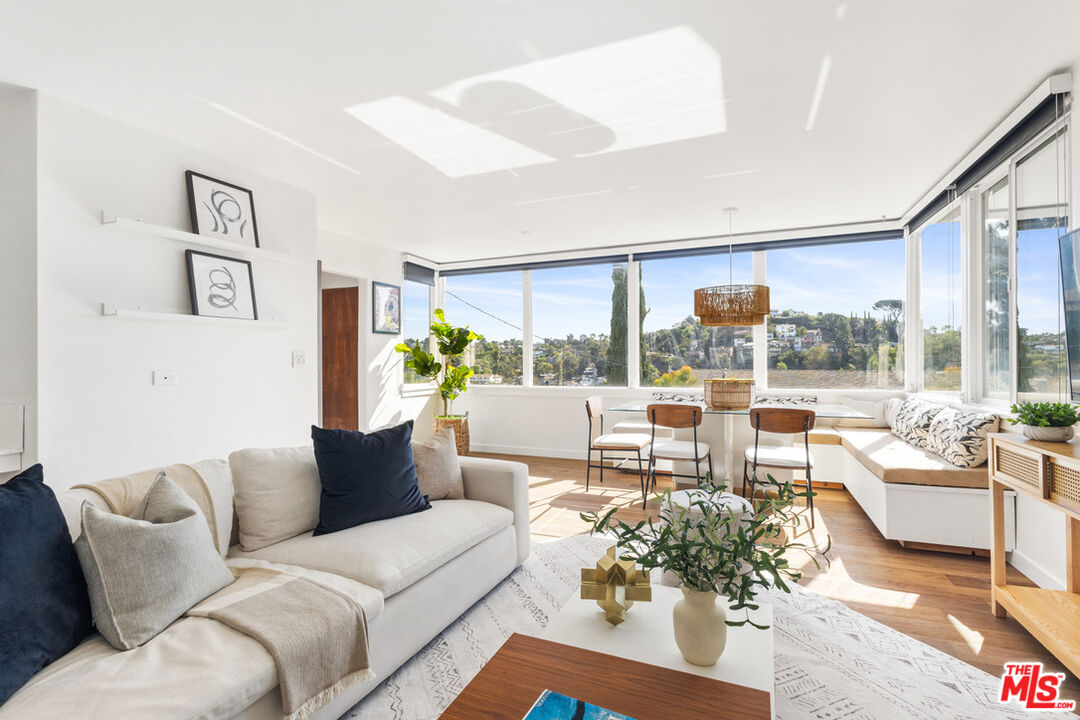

left=606, top=400, right=873, bottom=489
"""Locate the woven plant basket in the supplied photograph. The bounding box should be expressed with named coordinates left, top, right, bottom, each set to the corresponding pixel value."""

left=704, top=379, right=755, bottom=410
left=694, top=284, right=770, bottom=326
left=434, top=413, right=470, bottom=456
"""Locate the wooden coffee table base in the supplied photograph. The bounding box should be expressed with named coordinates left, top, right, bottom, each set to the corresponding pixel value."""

left=439, top=634, right=771, bottom=720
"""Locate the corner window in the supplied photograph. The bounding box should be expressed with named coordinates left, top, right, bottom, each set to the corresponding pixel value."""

left=402, top=279, right=431, bottom=384
left=443, top=271, right=524, bottom=385
left=640, top=253, right=753, bottom=386
left=766, top=240, right=905, bottom=389
left=532, top=262, right=628, bottom=386
left=920, top=207, right=963, bottom=393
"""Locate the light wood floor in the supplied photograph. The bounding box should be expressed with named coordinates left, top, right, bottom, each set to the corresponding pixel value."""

left=476, top=452, right=1080, bottom=705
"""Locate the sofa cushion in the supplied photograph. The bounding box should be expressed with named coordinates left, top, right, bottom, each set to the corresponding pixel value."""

left=229, top=499, right=513, bottom=597
left=926, top=408, right=1000, bottom=468
left=312, top=422, right=431, bottom=535
left=891, top=397, right=944, bottom=448
left=0, top=464, right=94, bottom=705
left=229, top=446, right=320, bottom=551
left=837, top=428, right=988, bottom=489
left=75, top=474, right=235, bottom=650
left=412, top=426, right=464, bottom=500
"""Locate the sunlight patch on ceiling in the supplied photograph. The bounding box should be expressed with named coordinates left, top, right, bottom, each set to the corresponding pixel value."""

left=430, top=26, right=726, bottom=157
left=805, top=55, right=833, bottom=132
left=345, top=96, right=555, bottom=178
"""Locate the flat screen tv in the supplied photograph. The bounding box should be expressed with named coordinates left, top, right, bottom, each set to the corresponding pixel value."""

left=1059, top=228, right=1080, bottom=401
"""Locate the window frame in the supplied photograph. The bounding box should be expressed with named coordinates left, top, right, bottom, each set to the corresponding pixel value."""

left=400, top=275, right=438, bottom=393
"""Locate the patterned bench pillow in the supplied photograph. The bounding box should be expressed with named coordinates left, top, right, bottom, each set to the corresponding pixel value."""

left=891, top=397, right=944, bottom=448
left=926, top=408, right=1000, bottom=468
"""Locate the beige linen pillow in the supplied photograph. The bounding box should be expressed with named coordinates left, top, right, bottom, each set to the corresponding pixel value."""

left=74, top=474, right=235, bottom=650
left=412, top=427, right=464, bottom=500
left=229, top=446, right=321, bottom=551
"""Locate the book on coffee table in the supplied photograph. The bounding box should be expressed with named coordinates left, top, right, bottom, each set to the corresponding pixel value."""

left=522, top=689, right=637, bottom=720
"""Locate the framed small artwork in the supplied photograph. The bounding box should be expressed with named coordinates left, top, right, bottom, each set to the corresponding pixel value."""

left=185, top=249, right=259, bottom=320
left=372, top=281, right=401, bottom=334
left=185, top=170, right=260, bottom=248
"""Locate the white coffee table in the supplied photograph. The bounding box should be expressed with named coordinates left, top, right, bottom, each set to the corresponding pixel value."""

left=542, top=585, right=774, bottom=718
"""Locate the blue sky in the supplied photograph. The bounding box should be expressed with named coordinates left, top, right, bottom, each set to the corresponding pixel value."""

left=427, top=231, right=1065, bottom=341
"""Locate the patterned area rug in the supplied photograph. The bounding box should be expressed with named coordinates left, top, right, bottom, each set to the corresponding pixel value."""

left=344, top=534, right=1069, bottom=720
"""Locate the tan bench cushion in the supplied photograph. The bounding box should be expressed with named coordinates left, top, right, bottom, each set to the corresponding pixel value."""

left=836, top=428, right=988, bottom=489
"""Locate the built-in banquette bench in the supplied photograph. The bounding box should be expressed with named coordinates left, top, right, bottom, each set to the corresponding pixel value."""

left=807, top=418, right=1016, bottom=553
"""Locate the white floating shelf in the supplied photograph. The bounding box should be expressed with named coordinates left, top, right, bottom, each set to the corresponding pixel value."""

left=101, top=213, right=295, bottom=263
left=100, top=303, right=292, bottom=328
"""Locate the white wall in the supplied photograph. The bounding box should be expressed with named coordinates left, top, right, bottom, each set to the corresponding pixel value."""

left=0, top=84, right=37, bottom=481
left=34, top=95, right=320, bottom=488
left=317, top=229, right=437, bottom=440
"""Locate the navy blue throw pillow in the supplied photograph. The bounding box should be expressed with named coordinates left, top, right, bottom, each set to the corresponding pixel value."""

left=0, top=464, right=93, bottom=704
left=311, top=421, right=431, bottom=535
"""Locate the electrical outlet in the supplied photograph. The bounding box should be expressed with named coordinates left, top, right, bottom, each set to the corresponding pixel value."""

left=292, top=351, right=306, bottom=368
left=152, top=371, right=177, bottom=386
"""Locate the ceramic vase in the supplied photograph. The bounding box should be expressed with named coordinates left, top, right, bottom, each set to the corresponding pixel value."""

left=672, top=587, right=727, bottom=666
left=1022, top=425, right=1074, bottom=443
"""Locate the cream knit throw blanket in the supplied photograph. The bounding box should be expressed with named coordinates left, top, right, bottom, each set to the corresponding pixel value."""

left=188, top=567, right=373, bottom=720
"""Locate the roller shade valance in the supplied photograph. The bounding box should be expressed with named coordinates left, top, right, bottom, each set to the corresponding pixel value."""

left=630, top=229, right=903, bottom=262
left=403, top=261, right=436, bottom=286
left=440, top=254, right=628, bottom=277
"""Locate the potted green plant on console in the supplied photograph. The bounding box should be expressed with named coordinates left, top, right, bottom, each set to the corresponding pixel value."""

left=1009, top=401, right=1080, bottom=443
left=582, top=475, right=829, bottom=666
left=395, top=308, right=483, bottom=455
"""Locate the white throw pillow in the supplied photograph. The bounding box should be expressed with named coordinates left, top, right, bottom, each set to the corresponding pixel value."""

left=412, top=427, right=464, bottom=500
left=75, top=474, right=234, bottom=650
left=926, top=408, right=999, bottom=468
left=891, top=398, right=944, bottom=448
left=882, top=397, right=905, bottom=428
left=229, top=446, right=321, bottom=552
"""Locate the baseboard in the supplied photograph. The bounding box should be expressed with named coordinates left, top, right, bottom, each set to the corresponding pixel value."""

left=1007, top=549, right=1066, bottom=590
left=897, top=540, right=989, bottom=557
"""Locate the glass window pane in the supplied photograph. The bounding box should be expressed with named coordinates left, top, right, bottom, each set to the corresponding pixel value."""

left=402, top=279, right=430, bottom=384
left=443, top=272, right=524, bottom=385
left=983, top=177, right=1010, bottom=399
left=1017, top=134, right=1069, bottom=401
left=533, top=262, right=628, bottom=386
left=921, top=208, right=963, bottom=393
left=640, top=253, right=753, bottom=386
left=766, top=240, right=906, bottom=389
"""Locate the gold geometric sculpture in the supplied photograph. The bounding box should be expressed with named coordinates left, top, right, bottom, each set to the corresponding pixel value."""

left=581, top=545, right=652, bottom=626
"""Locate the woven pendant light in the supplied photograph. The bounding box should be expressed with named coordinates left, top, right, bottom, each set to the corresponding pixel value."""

left=694, top=207, right=770, bottom=326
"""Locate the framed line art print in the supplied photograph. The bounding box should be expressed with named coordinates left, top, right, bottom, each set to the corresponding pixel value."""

left=372, top=281, right=401, bottom=334
left=185, top=249, right=259, bottom=320
left=185, top=170, right=260, bottom=248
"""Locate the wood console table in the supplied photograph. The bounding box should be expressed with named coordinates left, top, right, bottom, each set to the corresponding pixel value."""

left=988, top=433, right=1080, bottom=677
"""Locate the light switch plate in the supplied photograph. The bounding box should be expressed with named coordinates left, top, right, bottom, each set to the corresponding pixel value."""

left=153, top=371, right=177, bottom=386
left=292, top=351, right=306, bottom=367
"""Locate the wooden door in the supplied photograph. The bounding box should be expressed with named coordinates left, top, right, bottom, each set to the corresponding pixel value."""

left=321, top=287, right=359, bottom=430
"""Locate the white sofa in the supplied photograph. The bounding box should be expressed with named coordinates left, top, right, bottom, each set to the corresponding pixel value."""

left=0, top=454, right=530, bottom=720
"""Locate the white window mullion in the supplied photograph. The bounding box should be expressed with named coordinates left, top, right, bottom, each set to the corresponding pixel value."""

left=752, top=251, right=768, bottom=389
left=627, top=258, right=641, bottom=389
left=522, top=270, right=534, bottom=387
left=961, top=191, right=980, bottom=404
left=1007, top=161, right=1019, bottom=405
left=905, top=229, right=922, bottom=393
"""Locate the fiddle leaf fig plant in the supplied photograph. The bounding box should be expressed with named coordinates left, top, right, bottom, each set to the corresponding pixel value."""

left=1008, top=401, right=1080, bottom=428
left=395, top=308, right=483, bottom=417
left=581, top=474, right=830, bottom=628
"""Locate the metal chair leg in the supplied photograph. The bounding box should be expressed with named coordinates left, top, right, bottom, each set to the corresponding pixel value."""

left=599, top=450, right=605, bottom=485
left=806, top=464, right=815, bottom=529
left=694, top=456, right=702, bottom=487
left=636, top=450, right=645, bottom=504
left=643, top=454, right=656, bottom=510
left=707, top=452, right=714, bottom=487
left=742, top=460, right=748, bottom=498
left=586, top=446, right=591, bottom=491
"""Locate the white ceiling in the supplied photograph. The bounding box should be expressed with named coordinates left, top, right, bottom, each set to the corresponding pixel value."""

left=2, top=1, right=1080, bottom=263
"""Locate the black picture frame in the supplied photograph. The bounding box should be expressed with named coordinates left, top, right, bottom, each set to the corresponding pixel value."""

left=185, top=170, right=261, bottom=248
left=185, top=249, right=259, bottom=320
left=371, top=281, right=401, bottom=334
